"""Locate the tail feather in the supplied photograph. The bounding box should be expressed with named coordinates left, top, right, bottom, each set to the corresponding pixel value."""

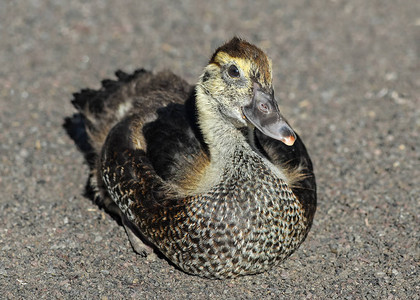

left=71, top=68, right=192, bottom=154
left=71, top=69, right=151, bottom=152
left=72, top=68, right=149, bottom=116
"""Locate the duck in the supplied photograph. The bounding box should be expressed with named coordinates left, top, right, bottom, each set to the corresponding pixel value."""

left=71, top=37, right=316, bottom=279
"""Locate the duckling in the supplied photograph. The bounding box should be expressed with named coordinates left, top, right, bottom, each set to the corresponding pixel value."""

left=71, top=37, right=316, bottom=279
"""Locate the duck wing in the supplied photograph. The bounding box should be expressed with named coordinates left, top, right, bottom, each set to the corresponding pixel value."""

left=72, top=68, right=209, bottom=203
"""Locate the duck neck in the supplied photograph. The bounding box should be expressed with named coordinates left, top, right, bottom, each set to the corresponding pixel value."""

left=195, top=87, right=250, bottom=160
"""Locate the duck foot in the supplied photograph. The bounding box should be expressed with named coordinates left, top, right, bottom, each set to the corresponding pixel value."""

left=121, top=214, right=158, bottom=261
left=102, top=196, right=158, bottom=261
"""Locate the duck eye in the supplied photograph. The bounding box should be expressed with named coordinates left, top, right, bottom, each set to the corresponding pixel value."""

left=227, top=65, right=240, bottom=78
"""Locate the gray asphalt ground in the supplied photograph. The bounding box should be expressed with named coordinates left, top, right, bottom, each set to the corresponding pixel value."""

left=1, top=0, right=419, bottom=299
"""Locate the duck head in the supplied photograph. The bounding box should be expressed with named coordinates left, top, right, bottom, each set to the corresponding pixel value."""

left=197, top=37, right=296, bottom=146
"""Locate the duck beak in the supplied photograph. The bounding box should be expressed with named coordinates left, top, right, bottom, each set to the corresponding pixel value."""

left=242, top=83, right=296, bottom=146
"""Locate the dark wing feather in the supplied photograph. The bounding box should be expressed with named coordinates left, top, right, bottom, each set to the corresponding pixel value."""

left=142, top=95, right=208, bottom=184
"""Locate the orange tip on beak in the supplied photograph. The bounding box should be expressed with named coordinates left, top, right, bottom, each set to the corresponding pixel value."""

left=281, top=134, right=296, bottom=146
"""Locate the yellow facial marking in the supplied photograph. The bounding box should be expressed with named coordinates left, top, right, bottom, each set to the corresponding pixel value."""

left=212, top=51, right=272, bottom=87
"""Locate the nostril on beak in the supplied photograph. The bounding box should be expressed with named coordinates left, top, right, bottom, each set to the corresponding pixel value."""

left=258, top=103, right=270, bottom=113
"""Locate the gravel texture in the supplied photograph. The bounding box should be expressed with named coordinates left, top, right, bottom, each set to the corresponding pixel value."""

left=1, top=0, right=419, bottom=299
